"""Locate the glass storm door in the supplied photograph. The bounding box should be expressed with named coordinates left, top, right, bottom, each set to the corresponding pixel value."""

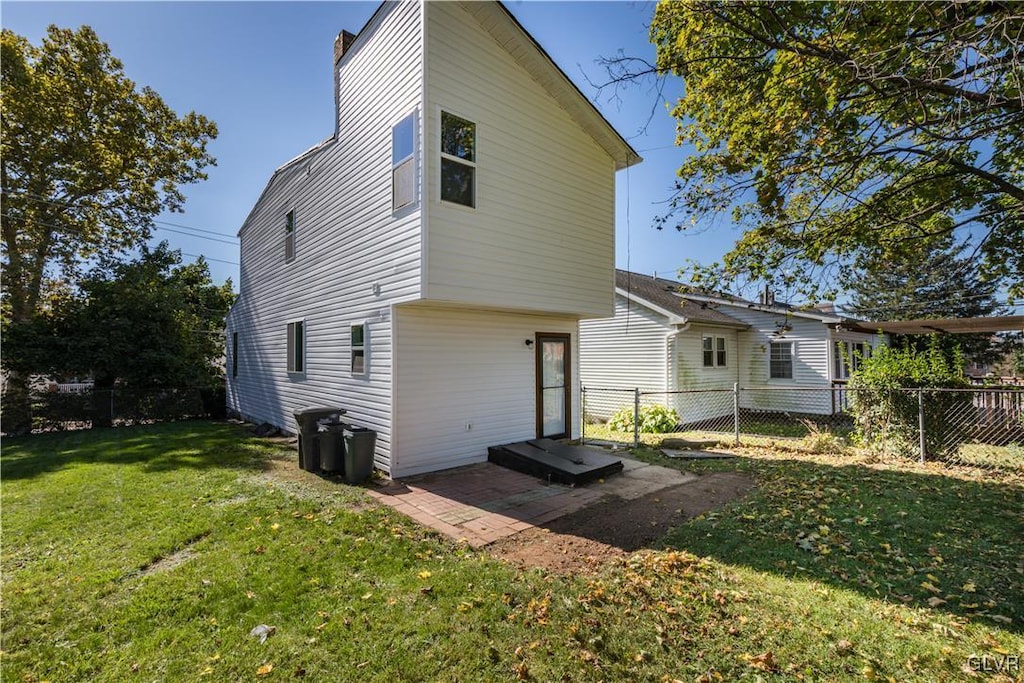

left=536, top=333, right=571, bottom=439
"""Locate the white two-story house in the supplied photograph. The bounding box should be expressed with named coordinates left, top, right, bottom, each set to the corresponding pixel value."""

left=225, top=1, right=641, bottom=478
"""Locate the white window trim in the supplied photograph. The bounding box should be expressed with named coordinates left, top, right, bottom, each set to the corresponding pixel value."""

left=769, top=340, right=795, bottom=381
left=231, top=331, right=238, bottom=378
left=437, top=106, right=477, bottom=210
left=833, top=340, right=868, bottom=381
left=392, top=110, right=418, bottom=213
left=287, top=319, right=306, bottom=376
left=350, top=320, right=368, bottom=376
left=702, top=335, right=728, bottom=368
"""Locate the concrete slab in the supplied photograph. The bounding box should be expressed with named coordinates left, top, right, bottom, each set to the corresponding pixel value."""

left=662, top=449, right=736, bottom=460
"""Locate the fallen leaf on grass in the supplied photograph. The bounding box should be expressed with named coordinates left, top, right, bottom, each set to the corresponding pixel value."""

left=418, top=570, right=432, bottom=579
left=927, top=597, right=946, bottom=608
left=256, top=662, right=274, bottom=676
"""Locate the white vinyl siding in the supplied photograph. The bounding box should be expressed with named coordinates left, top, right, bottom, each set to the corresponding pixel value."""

left=227, top=1, right=424, bottom=469
left=424, top=2, right=617, bottom=318
left=578, top=295, right=671, bottom=410
left=392, top=304, right=578, bottom=478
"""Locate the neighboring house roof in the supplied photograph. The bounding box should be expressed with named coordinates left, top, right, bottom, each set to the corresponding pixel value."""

left=615, top=270, right=875, bottom=329
left=845, top=315, right=1024, bottom=335
left=615, top=270, right=748, bottom=329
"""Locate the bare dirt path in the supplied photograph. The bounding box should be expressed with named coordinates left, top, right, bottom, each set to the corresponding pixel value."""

left=487, top=472, right=754, bottom=573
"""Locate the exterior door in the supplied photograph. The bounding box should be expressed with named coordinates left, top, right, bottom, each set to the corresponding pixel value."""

left=536, top=333, right=571, bottom=439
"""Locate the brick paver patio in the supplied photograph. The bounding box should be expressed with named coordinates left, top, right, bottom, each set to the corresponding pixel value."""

left=365, top=458, right=694, bottom=547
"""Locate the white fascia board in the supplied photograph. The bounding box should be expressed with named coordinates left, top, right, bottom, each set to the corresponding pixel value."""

left=615, top=287, right=687, bottom=326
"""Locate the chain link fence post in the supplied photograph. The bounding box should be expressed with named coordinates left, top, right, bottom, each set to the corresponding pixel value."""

left=581, top=385, right=587, bottom=446
left=633, top=388, right=640, bottom=449
left=918, top=388, right=926, bottom=463
left=733, top=382, right=740, bottom=445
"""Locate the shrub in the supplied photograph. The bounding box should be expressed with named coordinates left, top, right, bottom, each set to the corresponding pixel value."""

left=848, top=337, right=972, bottom=460
left=607, top=404, right=680, bottom=434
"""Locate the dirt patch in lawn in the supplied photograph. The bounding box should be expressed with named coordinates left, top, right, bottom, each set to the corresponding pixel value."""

left=488, top=472, right=754, bottom=574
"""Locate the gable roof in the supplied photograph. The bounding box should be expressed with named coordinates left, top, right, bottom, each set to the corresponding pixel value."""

left=453, top=2, right=642, bottom=170
left=615, top=271, right=748, bottom=328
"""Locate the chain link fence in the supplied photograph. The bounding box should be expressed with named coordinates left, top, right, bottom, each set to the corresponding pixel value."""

left=5, top=385, right=227, bottom=434
left=582, top=384, right=1023, bottom=471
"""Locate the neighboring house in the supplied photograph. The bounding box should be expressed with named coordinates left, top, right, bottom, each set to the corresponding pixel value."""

left=579, top=271, right=883, bottom=424
left=225, top=1, right=641, bottom=478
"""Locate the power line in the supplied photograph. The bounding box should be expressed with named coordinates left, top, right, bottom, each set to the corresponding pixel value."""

left=182, top=252, right=239, bottom=266
left=1, top=213, right=239, bottom=267
left=1, top=190, right=238, bottom=239
left=153, top=225, right=238, bottom=245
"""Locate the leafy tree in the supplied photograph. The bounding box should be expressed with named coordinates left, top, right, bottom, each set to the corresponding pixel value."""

left=845, top=236, right=1009, bottom=363
left=5, top=244, right=235, bottom=428
left=848, top=337, right=971, bottom=460
left=1, top=25, right=217, bottom=431
left=639, top=1, right=1023, bottom=299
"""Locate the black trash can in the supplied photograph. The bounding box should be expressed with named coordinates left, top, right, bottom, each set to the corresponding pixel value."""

left=343, top=427, right=377, bottom=485
left=293, top=406, right=345, bottom=471
left=318, top=421, right=347, bottom=474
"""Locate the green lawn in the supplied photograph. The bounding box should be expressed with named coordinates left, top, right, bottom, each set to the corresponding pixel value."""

left=3, top=422, right=1022, bottom=681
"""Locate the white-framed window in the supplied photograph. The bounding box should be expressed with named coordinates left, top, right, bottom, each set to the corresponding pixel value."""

left=770, top=341, right=793, bottom=379
left=392, top=111, right=417, bottom=211
left=833, top=341, right=867, bottom=380
left=231, top=331, right=238, bottom=378
left=350, top=323, right=367, bottom=374
left=440, top=110, right=476, bottom=208
left=702, top=335, right=727, bottom=367
left=284, top=209, right=296, bottom=262
left=287, top=320, right=304, bottom=374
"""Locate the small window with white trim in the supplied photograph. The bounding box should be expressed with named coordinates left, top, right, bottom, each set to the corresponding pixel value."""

left=284, top=210, right=296, bottom=261
left=770, top=341, right=793, bottom=379
left=287, top=320, right=304, bottom=374
left=392, top=112, right=417, bottom=211
left=702, top=335, right=727, bottom=367
left=351, top=323, right=366, bottom=374
left=440, top=111, right=475, bottom=207
left=231, top=331, right=238, bottom=378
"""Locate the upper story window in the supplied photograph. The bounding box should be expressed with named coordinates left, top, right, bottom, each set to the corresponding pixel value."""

left=392, top=112, right=417, bottom=211
left=351, top=323, right=366, bottom=375
left=284, top=210, right=296, bottom=262
left=287, top=320, right=304, bottom=374
left=834, top=341, right=867, bottom=380
left=770, top=341, right=793, bottom=379
left=702, top=335, right=727, bottom=367
left=440, top=111, right=475, bottom=208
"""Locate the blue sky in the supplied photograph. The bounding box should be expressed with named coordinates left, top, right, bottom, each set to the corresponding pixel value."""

left=3, top=1, right=742, bottom=291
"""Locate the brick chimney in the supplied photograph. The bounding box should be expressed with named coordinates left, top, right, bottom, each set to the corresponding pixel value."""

left=334, top=30, right=357, bottom=138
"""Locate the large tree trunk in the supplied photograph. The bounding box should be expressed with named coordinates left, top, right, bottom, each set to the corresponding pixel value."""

left=2, top=372, right=34, bottom=435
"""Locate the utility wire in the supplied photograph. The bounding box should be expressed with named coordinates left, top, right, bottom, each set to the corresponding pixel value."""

left=1, top=213, right=239, bottom=266
left=1, top=190, right=238, bottom=239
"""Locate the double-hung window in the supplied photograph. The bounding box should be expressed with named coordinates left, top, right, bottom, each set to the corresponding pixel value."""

left=833, top=341, right=867, bottom=380
left=702, top=335, right=727, bottom=367
left=440, top=111, right=476, bottom=207
left=392, top=112, right=417, bottom=211
left=287, top=320, right=304, bottom=374
left=284, top=210, right=296, bottom=261
left=351, top=323, right=366, bottom=374
left=769, top=341, right=793, bottom=379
